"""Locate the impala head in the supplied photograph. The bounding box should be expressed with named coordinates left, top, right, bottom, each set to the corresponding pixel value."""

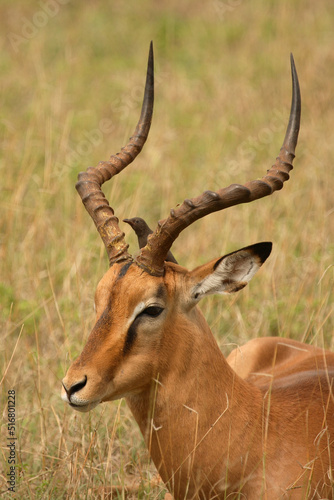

left=61, top=43, right=301, bottom=412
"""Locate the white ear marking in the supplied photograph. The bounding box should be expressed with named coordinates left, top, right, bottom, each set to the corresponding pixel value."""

left=190, top=243, right=271, bottom=301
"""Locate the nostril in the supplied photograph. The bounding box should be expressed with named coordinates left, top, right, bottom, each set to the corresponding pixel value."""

left=64, top=376, right=88, bottom=400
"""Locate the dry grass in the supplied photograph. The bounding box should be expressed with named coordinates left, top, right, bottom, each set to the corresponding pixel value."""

left=1, top=0, right=334, bottom=498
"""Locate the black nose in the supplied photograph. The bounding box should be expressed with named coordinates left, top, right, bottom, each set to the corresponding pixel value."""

left=62, top=375, right=87, bottom=400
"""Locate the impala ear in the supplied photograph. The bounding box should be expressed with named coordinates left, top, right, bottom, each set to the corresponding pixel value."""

left=189, top=242, right=272, bottom=301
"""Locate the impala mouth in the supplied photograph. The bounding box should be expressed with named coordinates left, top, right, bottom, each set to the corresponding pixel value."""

left=61, top=388, right=101, bottom=413
left=67, top=400, right=101, bottom=413
left=69, top=401, right=100, bottom=413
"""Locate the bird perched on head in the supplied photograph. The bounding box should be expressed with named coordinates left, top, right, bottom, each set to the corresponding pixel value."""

left=123, top=217, right=178, bottom=264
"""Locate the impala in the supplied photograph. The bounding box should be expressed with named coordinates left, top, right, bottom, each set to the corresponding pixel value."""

left=61, top=43, right=334, bottom=499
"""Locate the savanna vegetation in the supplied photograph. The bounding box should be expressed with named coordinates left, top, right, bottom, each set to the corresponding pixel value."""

left=1, top=0, right=334, bottom=498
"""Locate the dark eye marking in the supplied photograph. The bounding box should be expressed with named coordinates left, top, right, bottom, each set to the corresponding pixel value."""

left=123, top=306, right=164, bottom=355
left=138, top=306, right=164, bottom=318
left=124, top=321, right=137, bottom=355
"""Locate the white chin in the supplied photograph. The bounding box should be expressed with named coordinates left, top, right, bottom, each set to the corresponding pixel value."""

left=69, top=400, right=100, bottom=413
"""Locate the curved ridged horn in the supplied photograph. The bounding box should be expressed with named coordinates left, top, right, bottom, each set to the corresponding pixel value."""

left=75, top=42, right=154, bottom=266
left=136, top=54, right=301, bottom=276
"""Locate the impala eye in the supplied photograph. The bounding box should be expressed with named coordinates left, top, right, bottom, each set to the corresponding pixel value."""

left=140, top=306, right=164, bottom=318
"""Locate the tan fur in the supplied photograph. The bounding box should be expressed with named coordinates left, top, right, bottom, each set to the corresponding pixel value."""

left=62, top=261, right=334, bottom=499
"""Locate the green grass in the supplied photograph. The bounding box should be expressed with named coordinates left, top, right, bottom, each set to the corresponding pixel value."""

left=1, top=0, right=334, bottom=497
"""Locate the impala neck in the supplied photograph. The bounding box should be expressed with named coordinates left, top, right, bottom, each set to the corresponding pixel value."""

left=126, top=307, right=264, bottom=498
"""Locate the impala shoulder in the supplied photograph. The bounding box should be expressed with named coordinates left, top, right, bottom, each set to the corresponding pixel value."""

left=227, top=336, right=334, bottom=385
left=226, top=337, right=276, bottom=379
left=226, top=337, right=306, bottom=378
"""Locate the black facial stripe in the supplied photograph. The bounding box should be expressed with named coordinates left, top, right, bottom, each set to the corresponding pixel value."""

left=123, top=319, right=138, bottom=355
left=122, top=285, right=165, bottom=356
left=117, top=261, right=133, bottom=281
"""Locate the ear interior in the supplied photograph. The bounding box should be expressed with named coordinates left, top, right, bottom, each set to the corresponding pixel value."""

left=190, top=242, right=272, bottom=301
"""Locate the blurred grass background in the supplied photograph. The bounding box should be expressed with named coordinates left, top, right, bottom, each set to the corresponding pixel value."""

left=1, top=0, right=334, bottom=498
